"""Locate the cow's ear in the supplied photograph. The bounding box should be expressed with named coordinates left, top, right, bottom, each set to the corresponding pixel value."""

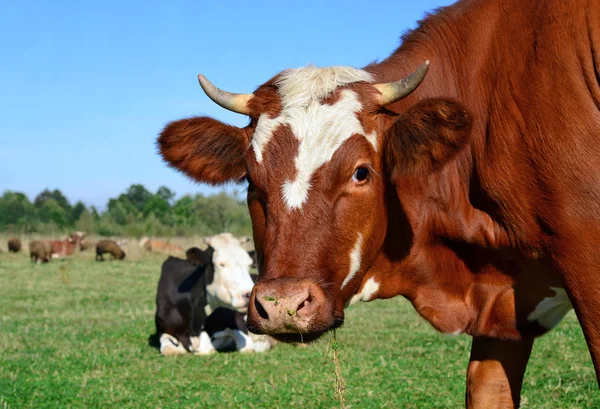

left=158, top=117, right=248, bottom=185
left=384, top=99, right=471, bottom=179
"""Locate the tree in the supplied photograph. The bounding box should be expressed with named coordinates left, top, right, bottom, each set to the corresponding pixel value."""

left=194, top=192, right=250, bottom=234
left=71, top=201, right=87, bottom=224
left=0, top=185, right=253, bottom=237
left=124, top=184, right=152, bottom=213
left=75, top=209, right=94, bottom=233
left=0, top=191, right=37, bottom=232
left=107, top=199, right=130, bottom=225
left=90, top=206, right=101, bottom=221
left=172, top=195, right=195, bottom=226
left=156, top=186, right=175, bottom=205
left=37, top=198, right=68, bottom=229
left=34, top=189, right=53, bottom=208
left=34, top=189, right=72, bottom=215
left=143, top=196, right=170, bottom=224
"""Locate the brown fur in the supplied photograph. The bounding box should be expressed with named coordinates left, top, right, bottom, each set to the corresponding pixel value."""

left=157, top=117, right=249, bottom=185
left=158, top=0, right=600, bottom=405
left=8, top=237, right=21, bottom=253
left=95, top=240, right=125, bottom=261
left=384, top=99, right=472, bottom=177
left=47, top=234, right=82, bottom=258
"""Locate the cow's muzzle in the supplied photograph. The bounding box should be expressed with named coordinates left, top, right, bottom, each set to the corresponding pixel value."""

left=246, top=278, right=341, bottom=343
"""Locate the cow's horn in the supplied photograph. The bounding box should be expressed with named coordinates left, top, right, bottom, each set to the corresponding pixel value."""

left=373, top=60, right=430, bottom=106
left=198, top=74, right=253, bottom=115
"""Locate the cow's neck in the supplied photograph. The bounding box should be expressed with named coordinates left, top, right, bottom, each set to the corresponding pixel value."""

left=356, top=1, right=564, bottom=339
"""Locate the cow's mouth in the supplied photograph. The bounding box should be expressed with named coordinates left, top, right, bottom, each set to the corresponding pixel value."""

left=256, top=317, right=344, bottom=344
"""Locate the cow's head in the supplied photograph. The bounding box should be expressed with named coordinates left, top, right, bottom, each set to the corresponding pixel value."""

left=158, top=62, right=471, bottom=342
left=204, top=233, right=255, bottom=312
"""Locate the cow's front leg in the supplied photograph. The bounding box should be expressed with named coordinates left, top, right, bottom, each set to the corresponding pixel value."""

left=466, top=337, right=534, bottom=409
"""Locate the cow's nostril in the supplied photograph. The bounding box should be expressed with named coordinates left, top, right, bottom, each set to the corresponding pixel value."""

left=243, top=292, right=251, bottom=300
left=254, top=296, right=269, bottom=320
left=296, top=292, right=313, bottom=317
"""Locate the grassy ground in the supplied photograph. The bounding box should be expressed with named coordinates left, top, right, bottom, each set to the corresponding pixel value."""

left=0, top=250, right=598, bottom=409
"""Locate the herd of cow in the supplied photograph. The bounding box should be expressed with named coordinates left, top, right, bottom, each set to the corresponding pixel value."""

left=6, top=233, right=269, bottom=355
left=6, top=234, right=181, bottom=263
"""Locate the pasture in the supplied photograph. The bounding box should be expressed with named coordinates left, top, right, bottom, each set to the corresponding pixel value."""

left=0, top=248, right=598, bottom=408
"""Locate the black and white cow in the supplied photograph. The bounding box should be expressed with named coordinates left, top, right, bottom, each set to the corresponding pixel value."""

left=155, top=233, right=268, bottom=355
left=205, top=307, right=276, bottom=353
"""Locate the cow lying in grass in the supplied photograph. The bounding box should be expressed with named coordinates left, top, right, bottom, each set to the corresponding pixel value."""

left=140, top=237, right=183, bottom=254
left=155, top=233, right=270, bottom=355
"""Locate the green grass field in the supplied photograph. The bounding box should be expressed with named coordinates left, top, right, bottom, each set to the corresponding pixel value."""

left=0, top=250, right=598, bottom=408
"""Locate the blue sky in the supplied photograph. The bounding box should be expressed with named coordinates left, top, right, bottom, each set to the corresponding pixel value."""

left=0, top=0, right=455, bottom=209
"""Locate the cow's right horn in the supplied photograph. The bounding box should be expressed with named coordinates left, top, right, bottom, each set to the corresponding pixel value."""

left=373, top=60, right=430, bottom=106
left=198, top=74, right=253, bottom=115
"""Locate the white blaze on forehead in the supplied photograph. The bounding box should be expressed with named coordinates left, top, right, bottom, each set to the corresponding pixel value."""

left=341, top=234, right=363, bottom=289
left=250, top=66, right=377, bottom=210
left=527, top=287, right=572, bottom=329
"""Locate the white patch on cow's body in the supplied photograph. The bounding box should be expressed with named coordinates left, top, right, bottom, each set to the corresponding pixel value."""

left=159, top=333, right=187, bottom=356
left=232, top=330, right=255, bottom=353
left=189, top=335, right=200, bottom=351
left=249, top=333, right=276, bottom=353
left=251, top=66, right=377, bottom=210
left=348, top=277, right=380, bottom=306
left=341, top=234, right=363, bottom=289
left=527, top=287, right=572, bottom=329
left=191, top=331, right=216, bottom=355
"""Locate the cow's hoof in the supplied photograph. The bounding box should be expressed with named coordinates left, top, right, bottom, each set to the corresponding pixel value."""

left=160, top=344, right=185, bottom=356
left=159, top=334, right=187, bottom=356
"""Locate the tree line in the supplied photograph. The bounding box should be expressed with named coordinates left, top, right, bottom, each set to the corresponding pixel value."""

left=0, top=184, right=252, bottom=237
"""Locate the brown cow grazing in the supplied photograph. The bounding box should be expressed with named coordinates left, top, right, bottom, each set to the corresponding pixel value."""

left=158, top=0, right=600, bottom=406
left=8, top=237, right=21, bottom=253
left=95, top=240, right=126, bottom=261
left=30, top=240, right=51, bottom=263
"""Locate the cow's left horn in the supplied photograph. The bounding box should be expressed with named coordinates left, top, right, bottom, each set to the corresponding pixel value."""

left=198, top=74, right=253, bottom=115
left=373, top=60, right=430, bottom=106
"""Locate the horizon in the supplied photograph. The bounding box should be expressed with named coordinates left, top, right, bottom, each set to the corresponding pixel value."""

left=1, top=0, right=456, bottom=210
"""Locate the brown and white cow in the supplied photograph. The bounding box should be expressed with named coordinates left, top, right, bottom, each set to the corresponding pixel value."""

left=48, top=232, right=85, bottom=258
left=158, top=0, right=600, bottom=407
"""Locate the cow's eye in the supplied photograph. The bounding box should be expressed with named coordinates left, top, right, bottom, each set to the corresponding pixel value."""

left=218, top=262, right=227, bottom=268
left=352, top=167, right=369, bottom=183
